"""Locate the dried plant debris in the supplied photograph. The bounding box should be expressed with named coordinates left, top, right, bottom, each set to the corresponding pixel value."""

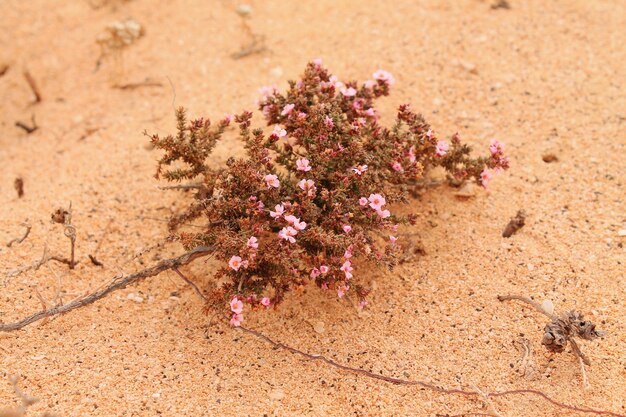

left=51, top=205, right=77, bottom=269
left=231, top=4, right=266, bottom=59
left=23, top=70, right=42, bottom=104
left=96, top=18, right=144, bottom=52
left=0, top=376, right=40, bottom=417
left=498, top=295, right=605, bottom=369
left=542, top=153, right=558, bottom=163
left=502, top=210, right=525, bottom=237
left=14, top=177, right=24, bottom=198
left=86, top=0, right=132, bottom=9
left=0, top=63, right=9, bottom=77
left=6, top=224, right=31, bottom=248
left=15, top=114, right=38, bottom=134
left=491, top=0, right=511, bottom=9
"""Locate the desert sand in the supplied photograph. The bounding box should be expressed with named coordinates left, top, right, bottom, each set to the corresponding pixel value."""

left=1, top=0, right=625, bottom=416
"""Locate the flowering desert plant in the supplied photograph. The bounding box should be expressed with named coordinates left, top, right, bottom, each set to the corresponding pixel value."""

left=148, top=61, right=509, bottom=326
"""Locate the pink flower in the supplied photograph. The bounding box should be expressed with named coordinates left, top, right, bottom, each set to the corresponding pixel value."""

left=230, top=313, right=243, bottom=327
left=281, top=103, right=295, bottom=116
left=407, top=145, right=416, bottom=163
left=377, top=209, right=391, bottom=219
left=264, top=174, right=280, bottom=189
left=329, top=75, right=344, bottom=89
left=270, top=203, right=285, bottom=219
left=373, top=69, right=395, bottom=85
left=363, top=80, right=376, bottom=89
left=489, top=139, right=504, bottom=156
left=310, top=267, right=321, bottom=278
left=285, top=215, right=307, bottom=231
left=247, top=236, right=258, bottom=249
left=480, top=167, right=493, bottom=188
left=340, top=260, right=353, bottom=279
left=224, top=113, right=234, bottom=124
left=364, top=108, right=376, bottom=117
left=230, top=297, right=244, bottom=314
left=342, top=224, right=352, bottom=233
left=320, top=265, right=329, bottom=274
left=435, top=141, right=449, bottom=157
left=260, top=297, right=271, bottom=307
left=352, top=164, right=368, bottom=175
left=278, top=226, right=298, bottom=243
left=341, top=87, right=357, bottom=97
left=297, top=111, right=307, bottom=120
left=272, top=125, right=287, bottom=138
left=296, top=158, right=312, bottom=172
left=313, top=58, right=323, bottom=67
left=324, top=116, right=334, bottom=128
left=337, top=284, right=349, bottom=298
left=358, top=299, right=368, bottom=310
left=426, top=129, right=433, bottom=140
left=389, top=235, right=398, bottom=244
left=359, top=197, right=368, bottom=206
left=298, top=179, right=316, bottom=197
left=321, top=282, right=329, bottom=290
left=368, top=193, right=386, bottom=211
left=228, top=256, right=243, bottom=271
left=392, top=162, right=403, bottom=172
left=344, top=247, right=353, bottom=259
left=293, top=219, right=307, bottom=231
left=258, top=85, right=277, bottom=103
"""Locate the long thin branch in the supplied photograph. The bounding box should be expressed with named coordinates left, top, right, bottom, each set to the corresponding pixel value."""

left=0, top=246, right=212, bottom=332
left=237, top=325, right=625, bottom=416
left=497, top=294, right=555, bottom=319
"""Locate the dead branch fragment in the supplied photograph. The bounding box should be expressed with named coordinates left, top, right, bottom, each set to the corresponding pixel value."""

left=231, top=37, right=267, bottom=60
left=5, top=245, right=49, bottom=280
left=113, top=79, right=163, bottom=90
left=502, top=210, right=526, bottom=237
left=6, top=224, right=31, bottom=247
left=14, top=177, right=24, bottom=198
left=542, top=153, right=558, bottom=163
left=88, top=254, right=104, bottom=267
left=490, top=0, right=511, bottom=9
left=0, top=246, right=212, bottom=332
left=78, top=127, right=100, bottom=141
left=15, top=114, right=38, bottom=134
left=23, top=70, right=42, bottom=103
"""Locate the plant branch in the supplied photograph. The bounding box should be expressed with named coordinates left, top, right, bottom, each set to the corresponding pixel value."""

left=236, top=324, right=624, bottom=416
left=497, top=294, right=555, bottom=319
left=0, top=246, right=212, bottom=332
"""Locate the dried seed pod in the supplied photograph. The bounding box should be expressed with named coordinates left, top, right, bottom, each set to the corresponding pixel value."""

left=542, top=317, right=569, bottom=353
left=51, top=208, right=69, bottom=224
left=567, top=311, right=605, bottom=340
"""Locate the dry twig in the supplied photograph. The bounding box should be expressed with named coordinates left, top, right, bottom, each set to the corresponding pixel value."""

left=0, top=246, right=212, bottom=332
left=502, top=210, right=526, bottom=238
left=15, top=114, right=38, bottom=134
left=6, top=224, right=31, bottom=248
left=23, top=70, right=42, bottom=103
left=14, top=178, right=24, bottom=198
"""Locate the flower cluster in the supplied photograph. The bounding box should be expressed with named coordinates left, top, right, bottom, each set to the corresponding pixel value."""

left=148, top=61, right=509, bottom=324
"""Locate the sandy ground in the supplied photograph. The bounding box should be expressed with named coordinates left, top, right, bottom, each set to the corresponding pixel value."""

left=1, top=0, right=625, bottom=416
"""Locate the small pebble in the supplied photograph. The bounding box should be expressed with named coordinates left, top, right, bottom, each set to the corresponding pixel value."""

left=269, top=389, right=285, bottom=400
left=313, top=321, right=325, bottom=334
